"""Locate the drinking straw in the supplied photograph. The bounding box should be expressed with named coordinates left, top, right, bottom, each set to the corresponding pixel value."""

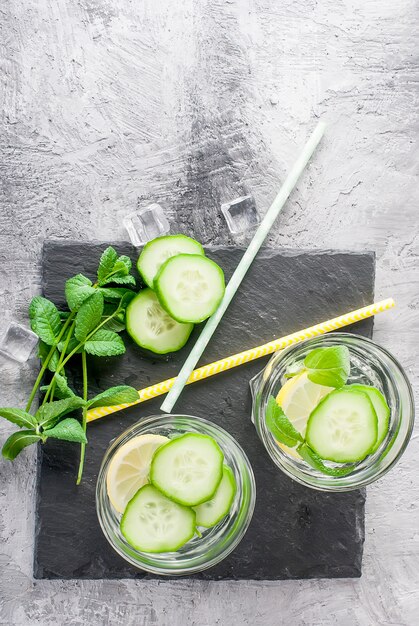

left=86, top=297, right=395, bottom=423
left=160, top=121, right=327, bottom=413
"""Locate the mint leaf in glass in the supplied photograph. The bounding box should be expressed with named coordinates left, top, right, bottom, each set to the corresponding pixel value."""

left=266, top=395, right=303, bottom=447
left=304, top=345, right=350, bottom=388
left=284, top=360, right=304, bottom=379
left=297, top=443, right=355, bottom=476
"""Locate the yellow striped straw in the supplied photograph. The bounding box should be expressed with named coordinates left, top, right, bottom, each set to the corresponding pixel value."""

left=87, top=297, right=395, bottom=423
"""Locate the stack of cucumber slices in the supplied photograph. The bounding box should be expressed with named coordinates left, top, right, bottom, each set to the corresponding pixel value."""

left=126, top=235, right=225, bottom=354
left=268, top=345, right=391, bottom=474
left=107, top=432, right=236, bottom=553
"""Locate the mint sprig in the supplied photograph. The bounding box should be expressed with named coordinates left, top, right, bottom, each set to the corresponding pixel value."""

left=0, top=246, right=140, bottom=483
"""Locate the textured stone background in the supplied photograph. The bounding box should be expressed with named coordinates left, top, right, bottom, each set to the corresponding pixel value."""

left=0, top=0, right=418, bottom=624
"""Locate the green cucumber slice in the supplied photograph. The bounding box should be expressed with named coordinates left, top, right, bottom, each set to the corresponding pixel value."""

left=121, top=484, right=196, bottom=553
left=154, top=254, right=225, bottom=323
left=137, top=235, right=205, bottom=288
left=348, top=384, right=390, bottom=452
left=150, top=433, right=224, bottom=506
left=126, top=289, right=193, bottom=354
left=193, top=465, right=236, bottom=528
left=306, top=388, right=378, bottom=463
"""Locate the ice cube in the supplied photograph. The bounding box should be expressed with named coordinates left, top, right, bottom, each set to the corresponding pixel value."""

left=123, top=203, right=170, bottom=247
left=0, top=322, right=38, bottom=363
left=221, top=195, right=260, bottom=235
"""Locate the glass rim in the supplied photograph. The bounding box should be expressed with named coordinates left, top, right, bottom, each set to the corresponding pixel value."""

left=96, top=413, right=256, bottom=575
left=251, top=333, right=415, bottom=492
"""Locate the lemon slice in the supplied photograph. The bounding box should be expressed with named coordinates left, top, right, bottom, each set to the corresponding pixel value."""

left=106, top=434, right=169, bottom=513
left=276, top=372, right=333, bottom=458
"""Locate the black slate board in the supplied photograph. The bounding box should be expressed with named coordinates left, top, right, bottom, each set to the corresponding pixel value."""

left=34, top=241, right=375, bottom=580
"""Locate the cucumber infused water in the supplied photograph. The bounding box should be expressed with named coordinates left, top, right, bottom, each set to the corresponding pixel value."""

left=264, top=342, right=393, bottom=476
left=105, top=430, right=237, bottom=554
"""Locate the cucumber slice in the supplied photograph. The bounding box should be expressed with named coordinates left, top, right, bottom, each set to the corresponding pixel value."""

left=121, top=484, right=196, bottom=553
left=137, top=235, right=205, bottom=288
left=306, top=388, right=378, bottom=463
left=154, top=254, right=225, bottom=323
left=349, top=385, right=390, bottom=452
left=150, top=433, right=224, bottom=506
left=193, top=465, right=236, bottom=528
left=126, top=289, right=193, bottom=354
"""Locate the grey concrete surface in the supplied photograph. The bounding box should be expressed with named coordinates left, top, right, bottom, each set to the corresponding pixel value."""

left=0, top=0, right=418, bottom=624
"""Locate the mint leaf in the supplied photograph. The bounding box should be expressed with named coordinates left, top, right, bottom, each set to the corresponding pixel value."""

left=35, top=397, right=85, bottom=430
left=97, top=251, right=133, bottom=286
left=84, top=329, right=125, bottom=357
left=65, top=274, right=96, bottom=311
left=107, top=274, right=136, bottom=286
left=44, top=418, right=87, bottom=444
left=29, top=296, right=62, bottom=345
left=284, top=361, right=304, bottom=379
left=87, top=385, right=139, bottom=408
left=304, top=346, right=350, bottom=388
left=97, top=247, right=118, bottom=284
left=99, top=287, right=134, bottom=302
left=0, top=408, right=37, bottom=429
left=266, top=395, right=303, bottom=447
left=119, top=291, right=136, bottom=309
left=110, top=260, right=129, bottom=276
left=101, top=315, right=125, bottom=333
left=52, top=373, right=76, bottom=399
left=57, top=336, right=81, bottom=354
left=297, top=443, right=355, bottom=476
left=38, top=341, right=60, bottom=372
left=116, top=255, right=132, bottom=273
left=39, top=370, right=76, bottom=400
left=2, top=430, right=41, bottom=460
left=100, top=303, right=127, bottom=332
left=75, top=291, right=104, bottom=342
